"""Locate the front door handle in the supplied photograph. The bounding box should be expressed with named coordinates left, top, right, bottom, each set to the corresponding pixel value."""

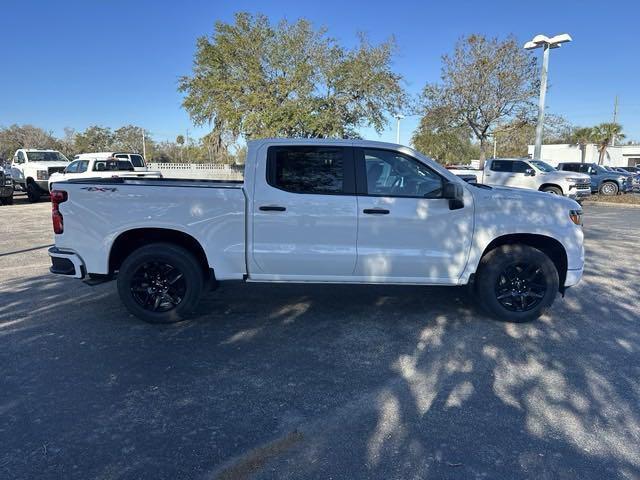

left=363, top=208, right=390, bottom=215
left=259, top=205, right=286, bottom=212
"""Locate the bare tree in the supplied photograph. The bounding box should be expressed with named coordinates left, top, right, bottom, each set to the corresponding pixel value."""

left=419, top=34, right=539, bottom=166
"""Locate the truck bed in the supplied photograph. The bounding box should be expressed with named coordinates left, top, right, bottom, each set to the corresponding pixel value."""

left=53, top=177, right=247, bottom=280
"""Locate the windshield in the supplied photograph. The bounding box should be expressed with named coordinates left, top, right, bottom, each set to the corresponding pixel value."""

left=529, top=160, right=556, bottom=173
left=25, top=151, right=69, bottom=162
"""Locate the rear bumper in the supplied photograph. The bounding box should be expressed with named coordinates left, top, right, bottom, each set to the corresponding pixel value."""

left=565, top=267, right=583, bottom=287
left=48, top=247, right=86, bottom=279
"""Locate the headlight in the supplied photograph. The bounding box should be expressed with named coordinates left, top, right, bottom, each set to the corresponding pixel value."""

left=36, top=170, right=49, bottom=180
left=569, top=209, right=583, bottom=226
left=566, top=177, right=585, bottom=183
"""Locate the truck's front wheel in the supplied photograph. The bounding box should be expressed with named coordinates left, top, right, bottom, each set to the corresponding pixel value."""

left=117, top=243, right=204, bottom=324
left=475, top=245, right=559, bottom=323
left=26, top=182, right=41, bottom=203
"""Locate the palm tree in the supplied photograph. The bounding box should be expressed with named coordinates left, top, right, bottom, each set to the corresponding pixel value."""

left=591, top=123, right=625, bottom=165
left=570, top=127, right=594, bottom=163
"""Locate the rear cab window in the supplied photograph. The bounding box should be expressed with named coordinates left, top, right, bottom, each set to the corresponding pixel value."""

left=266, top=146, right=355, bottom=195
left=93, top=160, right=134, bottom=172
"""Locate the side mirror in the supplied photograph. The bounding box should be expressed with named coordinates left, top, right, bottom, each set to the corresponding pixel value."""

left=443, top=181, right=464, bottom=210
left=525, top=168, right=536, bottom=176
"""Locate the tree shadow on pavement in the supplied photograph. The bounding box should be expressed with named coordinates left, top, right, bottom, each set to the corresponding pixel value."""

left=1, top=208, right=639, bottom=479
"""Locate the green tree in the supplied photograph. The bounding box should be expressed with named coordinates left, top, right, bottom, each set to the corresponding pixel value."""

left=74, top=126, right=114, bottom=153
left=112, top=125, right=151, bottom=153
left=179, top=12, right=406, bottom=143
left=569, top=127, right=595, bottom=163
left=590, top=123, right=625, bottom=165
left=493, top=114, right=573, bottom=158
left=0, top=124, right=60, bottom=159
left=411, top=113, right=479, bottom=164
left=419, top=34, right=538, bottom=166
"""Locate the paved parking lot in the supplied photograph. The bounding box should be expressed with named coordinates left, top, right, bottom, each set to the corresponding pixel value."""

left=1, top=196, right=639, bottom=479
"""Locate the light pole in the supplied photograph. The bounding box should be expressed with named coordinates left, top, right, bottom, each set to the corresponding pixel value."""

left=524, top=33, right=572, bottom=160
left=394, top=114, right=404, bottom=144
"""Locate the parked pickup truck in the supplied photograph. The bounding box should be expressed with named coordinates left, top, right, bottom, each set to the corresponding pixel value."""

left=11, top=149, right=70, bottom=202
left=448, top=158, right=591, bottom=201
left=48, top=139, right=585, bottom=324
left=556, top=162, right=634, bottom=196
left=0, top=164, right=14, bottom=205
left=47, top=157, right=162, bottom=191
left=73, top=152, right=149, bottom=172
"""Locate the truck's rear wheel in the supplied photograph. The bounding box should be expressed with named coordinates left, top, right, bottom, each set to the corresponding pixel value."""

left=599, top=181, right=618, bottom=196
left=117, top=243, right=204, bottom=324
left=475, top=245, right=559, bottom=323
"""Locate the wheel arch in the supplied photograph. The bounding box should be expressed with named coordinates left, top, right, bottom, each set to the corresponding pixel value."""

left=109, top=228, right=211, bottom=278
left=479, top=233, right=568, bottom=292
left=601, top=179, right=620, bottom=188
left=538, top=183, right=563, bottom=194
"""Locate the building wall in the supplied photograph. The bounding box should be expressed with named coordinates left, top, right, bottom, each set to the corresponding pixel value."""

left=527, top=144, right=640, bottom=167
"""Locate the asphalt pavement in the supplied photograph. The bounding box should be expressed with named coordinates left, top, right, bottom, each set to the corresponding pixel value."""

left=1, top=195, right=639, bottom=479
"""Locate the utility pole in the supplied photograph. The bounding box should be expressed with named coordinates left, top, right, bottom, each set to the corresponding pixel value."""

left=142, top=130, right=146, bottom=159
left=612, top=95, right=618, bottom=146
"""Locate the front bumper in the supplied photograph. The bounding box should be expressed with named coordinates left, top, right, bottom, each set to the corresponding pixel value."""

left=48, top=247, right=86, bottom=279
left=565, top=267, right=583, bottom=287
left=0, top=185, right=13, bottom=198
left=567, top=187, right=591, bottom=200
left=35, top=180, right=50, bottom=192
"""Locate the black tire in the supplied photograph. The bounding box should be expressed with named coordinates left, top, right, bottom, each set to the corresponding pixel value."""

left=475, top=245, right=559, bottom=323
left=117, top=243, right=204, bottom=324
left=26, top=182, right=41, bottom=203
left=5, top=195, right=13, bottom=205
left=541, top=186, right=562, bottom=195
left=599, top=181, right=618, bottom=196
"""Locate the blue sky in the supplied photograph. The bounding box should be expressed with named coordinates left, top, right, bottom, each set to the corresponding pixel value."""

left=2, top=0, right=639, bottom=144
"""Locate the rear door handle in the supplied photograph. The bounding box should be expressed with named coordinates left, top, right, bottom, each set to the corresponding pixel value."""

left=363, top=208, right=390, bottom=215
left=259, top=205, right=286, bottom=212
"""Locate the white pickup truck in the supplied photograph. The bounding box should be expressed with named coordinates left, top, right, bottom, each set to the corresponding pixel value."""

left=11, top=149, right=70, bottom=202
left=448, top=158, right=591, bottom=201
left=72, top=152, right=149, bottom=172
left=48, top=139, right=585, bottom=324
left=47, top=157, right=162, bottom=191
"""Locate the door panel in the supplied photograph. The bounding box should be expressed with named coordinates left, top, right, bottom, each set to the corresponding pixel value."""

left=354, top=148, right=474, bottom=282
left=251, top=145, right=358, bottom=278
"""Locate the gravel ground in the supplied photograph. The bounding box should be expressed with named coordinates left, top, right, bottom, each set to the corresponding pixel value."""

left=1, top=194, right=639, bottom=480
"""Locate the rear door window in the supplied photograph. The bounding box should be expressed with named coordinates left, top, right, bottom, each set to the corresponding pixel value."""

left=490, top=160, right=511, bottom=172
left=267, top=146, right=354, bottom=195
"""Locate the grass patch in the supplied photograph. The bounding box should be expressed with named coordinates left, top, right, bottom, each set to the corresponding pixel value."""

left=584, top=193, right=640, bottom=205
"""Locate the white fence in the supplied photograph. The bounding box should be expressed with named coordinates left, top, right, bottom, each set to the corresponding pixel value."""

left=149, top=163, right=244, bottom=181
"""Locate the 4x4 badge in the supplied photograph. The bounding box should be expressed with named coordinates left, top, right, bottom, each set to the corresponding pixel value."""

left=81, top=187, right=118, bottom=192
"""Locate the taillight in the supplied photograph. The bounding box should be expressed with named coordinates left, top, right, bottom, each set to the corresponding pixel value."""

left=51, top=190, right=68, bottom=234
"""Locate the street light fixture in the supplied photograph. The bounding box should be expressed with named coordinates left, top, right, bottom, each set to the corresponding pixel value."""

left=394, top=114, right=405, bottom=144
left=524, top=33, right=572, bottom=160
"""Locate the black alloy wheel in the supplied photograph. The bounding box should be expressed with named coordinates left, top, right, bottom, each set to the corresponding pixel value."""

left=130, top=261, right=187, bottom=313
left=494, top=263, right=547, bottom=312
